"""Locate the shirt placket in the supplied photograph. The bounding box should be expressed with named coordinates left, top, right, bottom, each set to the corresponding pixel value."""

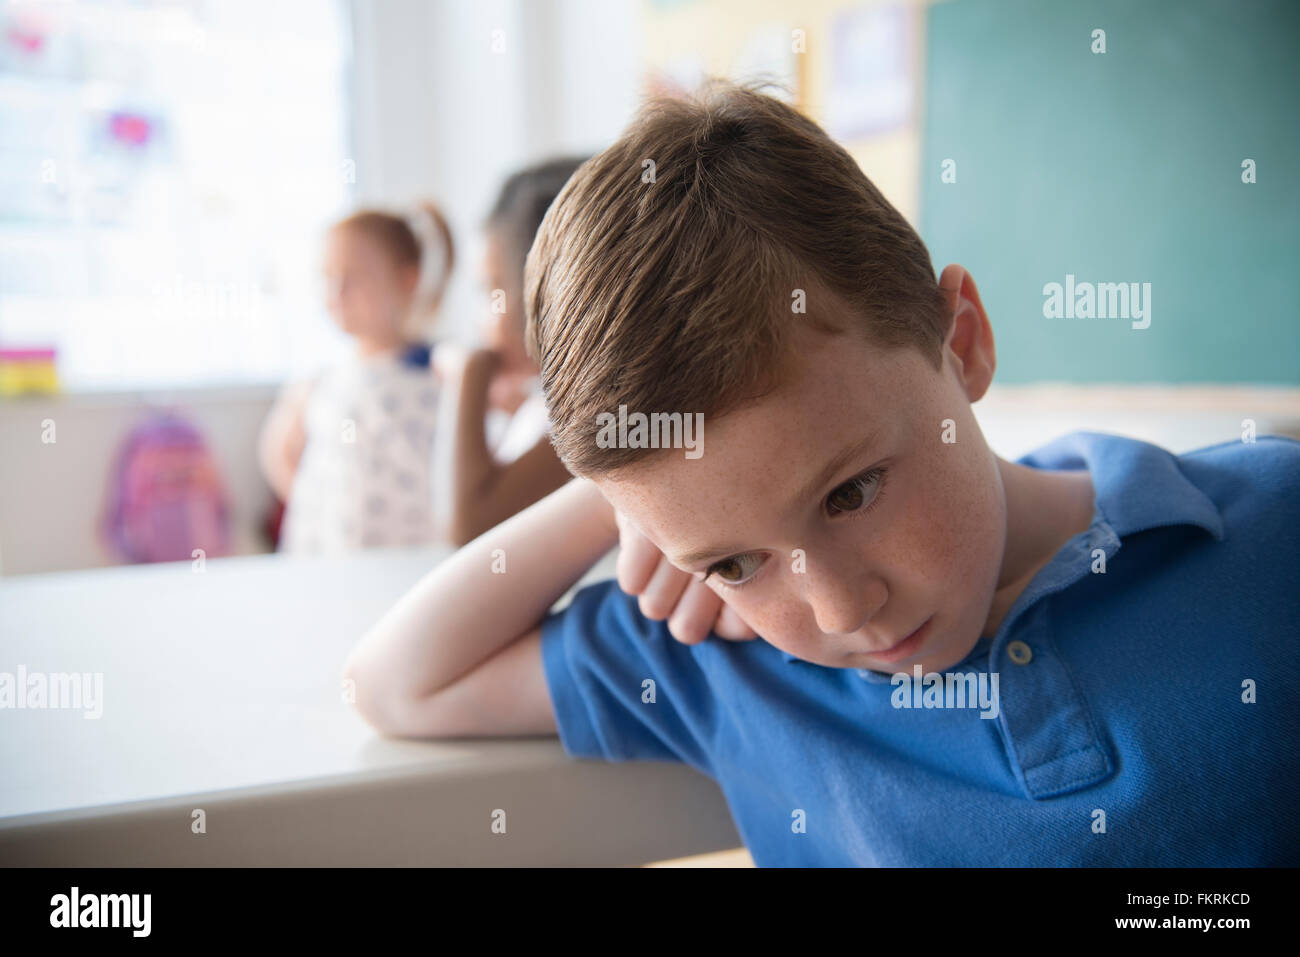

left=990, top=518, right=1121, bottom=800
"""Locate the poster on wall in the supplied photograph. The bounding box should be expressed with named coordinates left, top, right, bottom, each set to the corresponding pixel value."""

left=731, top=21, right=800, bottom=105
left=826, top=3, right=913, bottom=141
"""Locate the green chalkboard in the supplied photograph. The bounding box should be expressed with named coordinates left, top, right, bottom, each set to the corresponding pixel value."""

left=920, top=0, right=1299, bottom=384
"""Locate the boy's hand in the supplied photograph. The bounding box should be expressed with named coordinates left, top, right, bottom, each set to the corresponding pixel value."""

left=614, top=509, right=758, bottom=645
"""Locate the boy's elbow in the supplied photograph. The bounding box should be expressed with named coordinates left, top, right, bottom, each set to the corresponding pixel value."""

left=340, top=655, right=444, bottom=738
left=340, top=656, right=395, bottom=734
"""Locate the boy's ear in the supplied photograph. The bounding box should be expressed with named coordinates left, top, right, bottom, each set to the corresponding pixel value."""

left=937, top=264, right=996, bottom=400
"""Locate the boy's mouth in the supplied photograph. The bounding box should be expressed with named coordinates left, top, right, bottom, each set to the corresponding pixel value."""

left=865, top=617, right=933, bottom=664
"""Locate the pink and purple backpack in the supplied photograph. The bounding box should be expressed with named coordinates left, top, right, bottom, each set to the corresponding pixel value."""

left=100, top=413, right=232, bottom=564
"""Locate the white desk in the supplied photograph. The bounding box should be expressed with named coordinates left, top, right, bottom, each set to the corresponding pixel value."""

left=0, top=547, right=739, bottom=865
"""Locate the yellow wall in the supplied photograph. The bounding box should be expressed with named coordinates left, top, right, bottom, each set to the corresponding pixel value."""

left=641, top=0, right=932, bottom=225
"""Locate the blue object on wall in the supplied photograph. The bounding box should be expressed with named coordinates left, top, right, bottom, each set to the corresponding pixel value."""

left=921, top=0, right=1299, bottom=384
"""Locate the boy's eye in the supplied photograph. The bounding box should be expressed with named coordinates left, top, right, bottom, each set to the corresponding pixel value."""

left=703, top=467, right=888, bottom=588
left=826, top=468, right=886, bottom=516
left=705, top=552, right=763, bottom=587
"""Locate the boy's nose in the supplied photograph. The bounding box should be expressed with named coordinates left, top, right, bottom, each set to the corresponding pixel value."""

left=802, top=567, right=884, bottom=637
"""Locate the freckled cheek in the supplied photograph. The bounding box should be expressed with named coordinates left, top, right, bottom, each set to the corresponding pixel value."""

left=918, top=460, right=1004, bottom=588
left=891, top=470, right=996, bottom=589
left=725, top=585, right=817, bottom=651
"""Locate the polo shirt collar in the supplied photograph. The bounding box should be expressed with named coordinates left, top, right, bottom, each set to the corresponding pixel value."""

left=781, top=429, right=1225, bottom=666
left=1019, top=429, right=1225, bottom=544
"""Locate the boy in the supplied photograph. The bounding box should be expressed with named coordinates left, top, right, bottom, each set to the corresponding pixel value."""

left=342, top=81, right=1300, bottom=866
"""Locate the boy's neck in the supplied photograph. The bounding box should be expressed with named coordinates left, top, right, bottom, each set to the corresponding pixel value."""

left=982, top=458, right=1096, bottom=637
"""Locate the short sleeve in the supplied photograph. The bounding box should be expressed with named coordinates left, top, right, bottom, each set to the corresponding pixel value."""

left=540, top=578, right=716, bottom=775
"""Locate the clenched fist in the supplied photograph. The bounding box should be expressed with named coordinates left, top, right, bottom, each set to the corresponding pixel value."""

left=613, top=508, right=758, bottom=645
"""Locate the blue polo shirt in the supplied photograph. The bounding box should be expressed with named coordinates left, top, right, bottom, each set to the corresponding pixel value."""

left=540, top=430, right=1300, bottom=865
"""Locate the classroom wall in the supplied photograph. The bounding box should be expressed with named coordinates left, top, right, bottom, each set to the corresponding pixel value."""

left=642, top=0, right=931, bottom=225
left=921, top=0, right=1300, bottom=384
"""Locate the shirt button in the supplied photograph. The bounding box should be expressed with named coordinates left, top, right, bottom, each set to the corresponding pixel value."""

left=1007, top=640, right=1033, bottom=665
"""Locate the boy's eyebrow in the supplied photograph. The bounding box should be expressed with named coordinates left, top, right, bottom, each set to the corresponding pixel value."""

left=671, top=429, right=882, bottom=568
left=790, top=429, right=882, bottom=511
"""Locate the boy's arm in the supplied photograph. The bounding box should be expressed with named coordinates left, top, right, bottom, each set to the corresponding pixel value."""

left=342, top=477, right=618, bottom=737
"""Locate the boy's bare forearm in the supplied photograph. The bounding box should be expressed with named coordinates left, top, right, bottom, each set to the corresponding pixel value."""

left=344, top=477, right=617, bottom=705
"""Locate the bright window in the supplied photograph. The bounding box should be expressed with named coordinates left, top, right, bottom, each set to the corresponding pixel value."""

left=0, top=0, right=354, bottom=391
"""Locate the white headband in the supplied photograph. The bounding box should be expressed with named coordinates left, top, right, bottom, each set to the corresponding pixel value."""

left=406, top=205, right=449, bottom=308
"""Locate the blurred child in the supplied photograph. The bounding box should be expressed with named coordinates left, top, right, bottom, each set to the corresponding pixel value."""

left=432, top=157, right=589, bottom=545
left=258, top=202, right=454, bottom=554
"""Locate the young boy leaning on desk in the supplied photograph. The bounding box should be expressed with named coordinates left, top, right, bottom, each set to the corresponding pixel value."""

left=342, top=80, right=1300, bottom=867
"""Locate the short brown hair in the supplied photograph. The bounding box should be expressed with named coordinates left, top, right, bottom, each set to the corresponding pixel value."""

left=524, top=79, right=950, bottom=476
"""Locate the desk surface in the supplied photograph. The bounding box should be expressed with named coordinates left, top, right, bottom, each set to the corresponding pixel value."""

left=0, top=547, right=738, bottom=865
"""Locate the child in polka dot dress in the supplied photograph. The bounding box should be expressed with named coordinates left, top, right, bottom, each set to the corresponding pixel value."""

left=259, top=202, right=454, bottom=554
